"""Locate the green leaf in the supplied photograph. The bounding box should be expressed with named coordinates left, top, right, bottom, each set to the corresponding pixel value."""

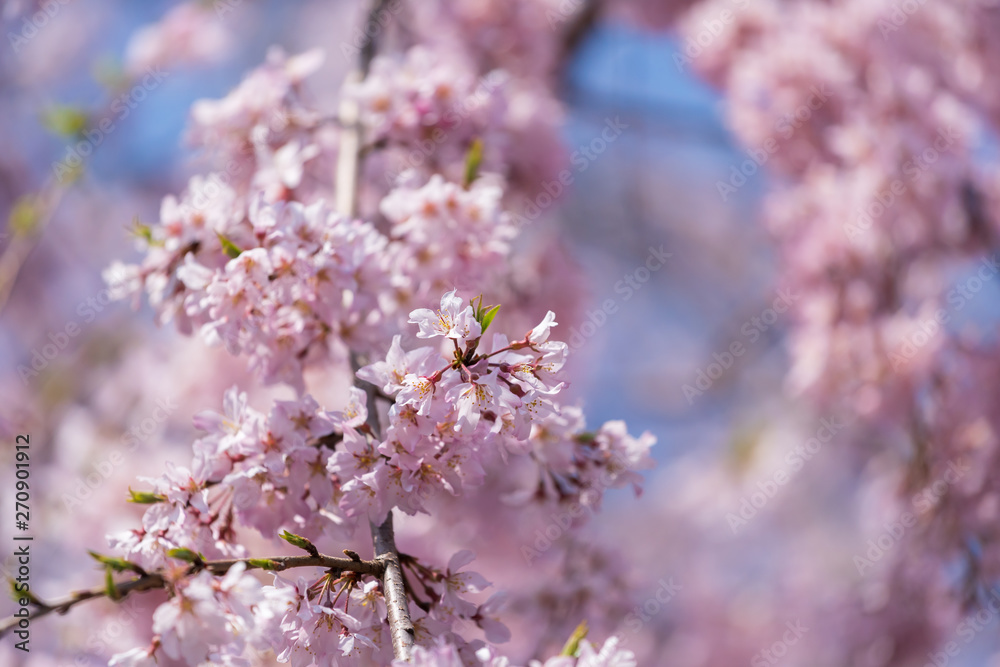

left=131, top=222, right=153, bottom=243
left=469, top=294, right=500, bottom=333
left=280, top=530, right=319, bottom=556
left=167, top=548, right=204, bottom=564
left=247, top=558, right=283, bottom=571
left=7, top=578, right=43, bottom=606
left=41, top=105, right=89, bottom=139
left=479, top=304, right=501, bottom=333
left=127, top=487, right=166, bottom=504
left=9, top=196, right=40, bottom=237
left=88, top=551, right=142, bottom=573
left=216, top=232, right=243, bottom=259
left=128, top=217, right=161, bottom=246
left=463, top=138, right=484, bottom=188
left=560, top=620, right=588, bottom=656
left=105, top=566, right=120, bottom=601
left=7, top=578, right=21, bottom=603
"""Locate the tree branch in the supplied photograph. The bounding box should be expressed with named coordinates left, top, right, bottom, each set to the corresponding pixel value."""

left=0, top=552, right=383, bottom=640
left=335, top=0, right=415, bottom=661
left=335, top=0, right=391, bottom=219
left=371, top=512, right=416, bottom=658
left=352, top=355, right=417, bottom=659
left=0, top=571, right=164, bottom=640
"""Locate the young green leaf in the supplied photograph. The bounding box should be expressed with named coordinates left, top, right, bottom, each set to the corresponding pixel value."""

left=6, top=579, right=21, bottom=604
left=479, top=304, right=501, bottom=333
left=8, top=196, right=40, bottom=237
left=463, top=138, right=484, bottom=187
left=560, top=620, right=589, bottom=656
left=167, top=548, right=204, bottom=564
left=128, top=217, right=163, bottom=247
left=8, top=578, right=44, bottom=606
left=216, top=232, right=243, bottom=259
left=127, top=487, right=166, bottom=504
left=247, top=558, right=283, bottom=571
left=41, top=105, right=89, bottom=139
left=105, top=566, right=120, bottom=601
left=280, top=530, right=319, bottom=557
left=88, top=551, right=143, bottom=573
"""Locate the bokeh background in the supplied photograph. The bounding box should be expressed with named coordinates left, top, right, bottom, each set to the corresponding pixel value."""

left=3, top=1, right=999, bottom=666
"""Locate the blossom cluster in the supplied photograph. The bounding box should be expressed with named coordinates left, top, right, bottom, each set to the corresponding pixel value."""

left=674, top=0, right=1000, bottom=659
left=346, top=46, right=510, bottom=186
left=105, top=291, right=651, bottom=546
left=109, top=562, right=290, bottom=667
left=106, top=553, right=499, bottom=666
left=111, top=42, right=535, bottom=390
left=401, top=635, right=636, bottom=666
left=110, top=196, right=390, bottom=388
left=43, top=1, right=664, bottom=663
left=98, top=290, right=653, bottom=665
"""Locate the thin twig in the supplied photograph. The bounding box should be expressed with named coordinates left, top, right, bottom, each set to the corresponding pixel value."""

left=0, top=552, right=382, bottom=640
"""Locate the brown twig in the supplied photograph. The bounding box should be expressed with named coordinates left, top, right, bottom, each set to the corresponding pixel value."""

left=0, top=552, right=383, bottom=640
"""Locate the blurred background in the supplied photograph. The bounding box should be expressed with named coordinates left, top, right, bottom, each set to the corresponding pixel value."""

left=3, top=1, right=998, bottom=666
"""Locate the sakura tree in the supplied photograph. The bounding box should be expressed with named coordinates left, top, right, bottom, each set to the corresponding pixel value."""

left=1, top=1, right=652, bottom=665
left=8, top=0, right=1000, bottom=665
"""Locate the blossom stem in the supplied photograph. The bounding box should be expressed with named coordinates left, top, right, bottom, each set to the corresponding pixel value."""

left=0, top=552, right=383, bottom=640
